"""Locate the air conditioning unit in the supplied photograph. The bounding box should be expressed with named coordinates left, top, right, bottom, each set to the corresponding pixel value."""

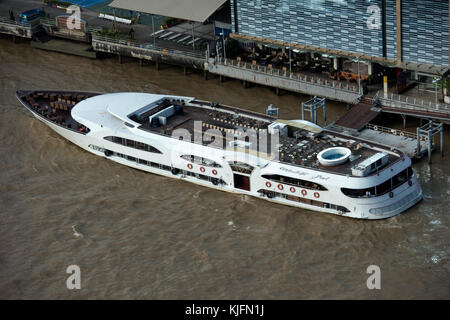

left=351, top=152, right=389, bottom=176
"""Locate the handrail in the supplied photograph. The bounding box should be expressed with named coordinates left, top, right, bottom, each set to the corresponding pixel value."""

left=365, top=123, right=418, bottom=140
left=0, top=16, right=31, bottom=27
left=376, top=90, right=450, bottom=114
left=92, top=33, right=205, bottom=59
left=214, top=57, right=361, bottom=94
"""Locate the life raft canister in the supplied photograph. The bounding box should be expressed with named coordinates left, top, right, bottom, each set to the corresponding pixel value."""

left=301, top=189, right=307, bottom=196
left=290, top=186, right=296, bottom=193
left=314, top=192, right=320, bottom=198
left=277, top=184, right=284, bottom=190
left=265, top=181, right=272, bottom=188
left=212, top=169, right=218, bottom=175
left=187, top=163, right=193, bottom=169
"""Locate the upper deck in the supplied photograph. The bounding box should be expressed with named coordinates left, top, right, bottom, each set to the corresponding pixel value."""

left=132, top=98, right=401, bottom=177
left=17, top=90, right=402, bottom=177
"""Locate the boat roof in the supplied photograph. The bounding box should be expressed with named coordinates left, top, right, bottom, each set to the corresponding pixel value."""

left=72, top=92, right=194, bottom=130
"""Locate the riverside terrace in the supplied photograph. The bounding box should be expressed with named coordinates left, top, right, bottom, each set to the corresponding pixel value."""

left=135, top=99, right=400, bottom=176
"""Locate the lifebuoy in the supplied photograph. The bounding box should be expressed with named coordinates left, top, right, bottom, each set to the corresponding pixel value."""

left=301, top=189, right=307, bottom=196
left=290, top=186, right=295, bottom=193
left=212, top=169, right=218, bottom=175
left=187, top=163, right=193, bottom=169
left=400, top=132, right=405, bottom=137
left=171, top=168, right=179, bottom=175
left=314, top=192, right=320, bottom=198
left=373, top=125, right=378, bottom=131
left=265, top=181, right=271, bottom=188
left=277, top=184, right=284, bottom=190
left=389, top=191, right=394, bottom=198
left=267, top=191, right=274, bottom=199
left=200, top=166, right=205, bottom=173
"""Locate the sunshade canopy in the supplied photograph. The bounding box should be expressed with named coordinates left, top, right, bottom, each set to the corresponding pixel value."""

left=109, top=0, right=227, bottom=23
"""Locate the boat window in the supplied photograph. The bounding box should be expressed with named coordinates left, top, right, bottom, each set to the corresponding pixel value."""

left=262, top=174, right=328, bottom=191
left=104, top=136, right=162, bottom=153
left=228, top=161, right=254, bottom=174
left=258, top=189, right=349, bottom=212
left=180, top=155, right=222, bottom=167
left=341, top=166, right=413, bottom=198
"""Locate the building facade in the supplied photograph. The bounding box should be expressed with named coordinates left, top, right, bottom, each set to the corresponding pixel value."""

left=230, top=0, right=449, bottom=69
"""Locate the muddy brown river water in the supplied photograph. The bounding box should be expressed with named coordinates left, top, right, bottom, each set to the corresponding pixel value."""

left=0, top=36, right=448, bottom=299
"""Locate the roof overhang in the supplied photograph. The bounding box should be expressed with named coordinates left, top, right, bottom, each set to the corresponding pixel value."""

left=109, top=0, right=227, bottom=23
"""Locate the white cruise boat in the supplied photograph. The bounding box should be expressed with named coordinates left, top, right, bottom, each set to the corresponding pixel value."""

left=16, top=90, right=422, bottom=219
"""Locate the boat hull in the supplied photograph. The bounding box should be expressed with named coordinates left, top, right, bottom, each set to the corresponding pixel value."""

left=17, top=90, right=423, bottom=220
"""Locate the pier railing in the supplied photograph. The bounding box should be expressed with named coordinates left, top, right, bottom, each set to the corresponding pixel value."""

left=215, top=57, right=360, bottom=94
left=375, top=90, right=450, bottom=115
left=0, top=16, right=30, bottom=27
left=365, top=123, right=419, bottom=140
left=92, top=34, right=206, bottom=60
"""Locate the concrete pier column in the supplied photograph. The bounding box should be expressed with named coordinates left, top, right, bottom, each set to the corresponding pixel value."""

left=440, top=122, right=444, bottom=157
left=402, top=114, right=407, bottom=128
left=12, top=35, right=16, bottom=44
left=275, top=87, right=280, bottom=96
left=155, top=60, right=159, bottom=70
left=184, top=66, right=187, bottom=75
left=219, top=75, right=224, bottom=83
left=333, top=57, right=339, bottom=70
left=383, top=76, right=388, bottom=98
left=118, top=54, right=122, bottom=64
left=368, top=62, right=373, bottom=75
left=139, top=59, right=143, bottom=67
left=204, top=70, right=208, bottom=80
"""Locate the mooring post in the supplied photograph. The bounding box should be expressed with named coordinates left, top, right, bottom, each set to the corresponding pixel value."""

left=428, top=129, right=432, bottom=164
left=416, top=127, right=421, bottom=157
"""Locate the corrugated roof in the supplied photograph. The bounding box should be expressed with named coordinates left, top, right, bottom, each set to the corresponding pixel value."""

left=109, top=0, right=227, bottom=23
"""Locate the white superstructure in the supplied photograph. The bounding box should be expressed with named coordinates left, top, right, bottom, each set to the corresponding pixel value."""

left=17, top=90, right=423, bottom=219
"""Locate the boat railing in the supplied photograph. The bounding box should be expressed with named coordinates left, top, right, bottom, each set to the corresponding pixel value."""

left=214, top=56, right=360, bottom=94
left=92, top=34, right=206, bottom=59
